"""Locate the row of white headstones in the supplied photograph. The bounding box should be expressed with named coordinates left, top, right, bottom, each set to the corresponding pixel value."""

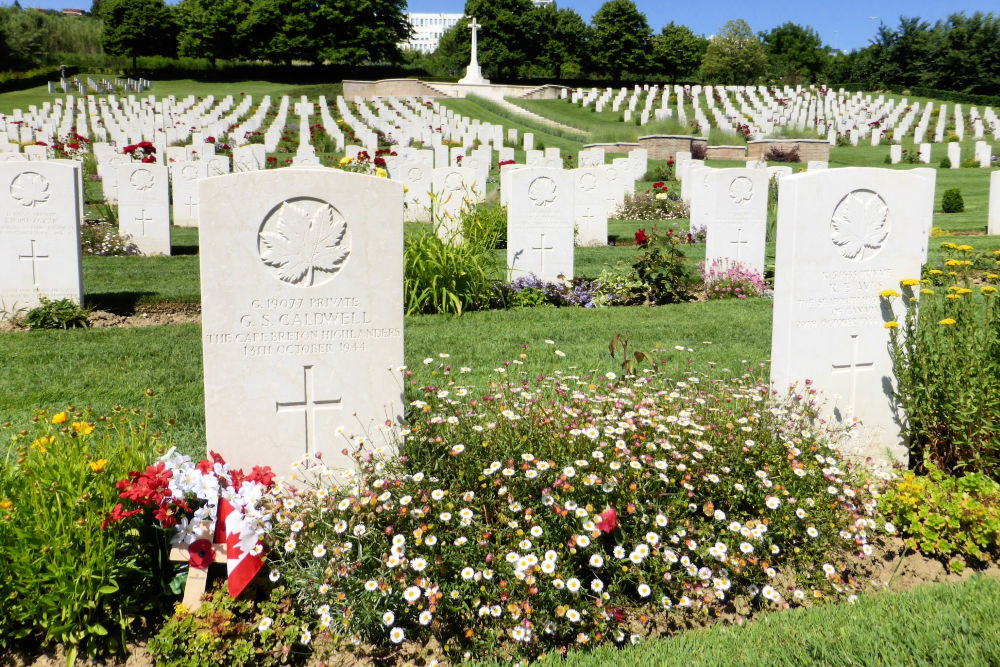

left=6, top=158, right=1000, bottom=477
left=566, top=83, right=1000, bottom=146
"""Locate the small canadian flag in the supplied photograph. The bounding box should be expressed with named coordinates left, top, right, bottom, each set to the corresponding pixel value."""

left=215, top=495, right=263, bottom=598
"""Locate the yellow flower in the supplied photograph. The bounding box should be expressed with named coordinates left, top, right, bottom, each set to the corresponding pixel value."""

left=0, top=499, right=12, bottom=510
left=884, top=321, right=899, bottom=329
left=921, top=289, right=935, bottom=295
left=375, top=167, right=387, bottom=178
left=403, top=185, right=409, bottom=193
left=956, top=288, right=972, bottom=295
left=944, top=259, right=960, bottom=267
left=51, top=411, right=68, bottom=425
left=30, top=435, right=54, bottom=453
left=939, top=318, right=957, bottom=326
left=942, top=242, right=958, bottom=249
left=946, top=294, right=961, bottom=300
left=986, top=274, right=999, bottom=281
left=338, top=156, right=352, bottom=166
left=879, top=289, right=900, bottom=298
left=72, top=421, right=94, bottom=435
left=929, top=269, right=943, bottom=275
left=900, top=278, right=920, bottom=287
left=982, top=286, right=998, bottom=294
left=89, top=459, right=108, bottom=473
left=956, top=244, right=974, bottom=252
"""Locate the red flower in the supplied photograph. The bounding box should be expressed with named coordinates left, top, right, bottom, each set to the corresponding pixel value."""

left=141, top=155, right=156, bottom=163
left=266, top=156, right=277, bottom=163
left=635, top=229, right=649, bottom=247
left=188, top=539, right=214, bottom=569
left=205, top=136, right=216, bottom=144
left=374, top=157, right=386, bottom=168
left=652, top=181, right=664, bottom=189
left=595, top=507, right=618, bottom=533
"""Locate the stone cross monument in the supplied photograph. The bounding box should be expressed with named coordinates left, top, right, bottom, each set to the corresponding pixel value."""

left=458, top=17, right=490, bottom=86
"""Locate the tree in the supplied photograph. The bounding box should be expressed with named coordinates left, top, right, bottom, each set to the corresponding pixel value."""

left=590, top=0, right=651, bottom=80
left=463, top=0, right=534, bottom=80
left=701, top=19, right=769, bottom=84
left=239, top=0, right=322, bottom=64
left=316, top=0, right=410, bottom=65
left=176, top=0, right=249, bottom=66
left=761, top=22, right=827, bottom=83
left=99, top=0, right=176, bottom=74
left=429, top=20, right=470, bottom=78
left=650, top=22, right=707, bottom=81
left=520, top=4, right=589, bottom=78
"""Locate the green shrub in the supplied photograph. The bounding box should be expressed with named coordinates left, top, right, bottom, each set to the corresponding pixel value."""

left=881, top=465, right=1000, bottom=572
left=632, top=227, right=698, bottom=304
left=404, top=211, right=503, bottom=315
left=148, top=585, right=311, bottom=667
left=460, top=202, right=506, bottom=249
left=0, top=405, right=169, bottom=660
left=941, top=188, right=965, bottom=213
left=21, top=296, right=90, bottom=330
left=939, top=156, right=952, bottom=169
left=885, top=259, right=1000, bottom=476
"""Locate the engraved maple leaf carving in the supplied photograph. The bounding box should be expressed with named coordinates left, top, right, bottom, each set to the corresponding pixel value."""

left=259, top=201, right=349, bottom=286
left=10, top=172, right=50, bottom=208
left=830, top=190, right=889, bottom=262
left=528, top=176, right=558, bottom=207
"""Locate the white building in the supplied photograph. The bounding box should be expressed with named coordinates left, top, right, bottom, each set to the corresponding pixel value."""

left=402, top=13, right=464, bottom=54
left=402, top=3, right=553, bottom=54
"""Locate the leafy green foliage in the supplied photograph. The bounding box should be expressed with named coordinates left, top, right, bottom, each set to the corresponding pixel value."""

left=22, top=297, right=90, bottom=330
left=631, top=228, right=698, bottom=304
left=0, top=6, right=102, bottom=71
left=701, top=19, right=769, bottom=84
left=463, top=0, right=535, bottom=79
left=148, top=585, right=311, bottom=666
left=175, top=0, right=248, bottom=66
left=882, top=465, right=1000, bottom=570
left=886, top=252, right=1000, bottom=476
left=589, top=0, right=651, bottom=79
left=942, top=187, right=965, bottom=212
left=99, top=0, right=178, bottom=73
left=0, top=406, right=168, bottom=659
left=761, top=22, right=828, bottom=84
left=649, top=23, right=707, bottom=81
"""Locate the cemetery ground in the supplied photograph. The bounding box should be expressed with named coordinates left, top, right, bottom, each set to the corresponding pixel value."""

left=2, top=81, right=1000, bottom=665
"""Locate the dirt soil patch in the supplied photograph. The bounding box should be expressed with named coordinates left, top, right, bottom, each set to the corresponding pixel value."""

left=0, top=302, right=201, bottom=333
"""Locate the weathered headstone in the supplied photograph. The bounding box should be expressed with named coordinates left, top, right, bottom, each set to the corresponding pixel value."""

left=771, top=168, right=930, bottom=464
left=198, top=168, right=404, bottom=478
left=507, top=167, right=574, bottom=281
left=431, top=166, right=476, bottom=240
left=0, top=162, right=83, bottom=317
left=118, top=162, right=170, bottom=255
left=170, top=160, right=207, bottom=228
left=571, top=167, right=609, bottom=246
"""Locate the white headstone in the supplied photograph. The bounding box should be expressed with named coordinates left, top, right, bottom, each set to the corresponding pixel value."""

left=432, top=166, right=476, bottom=239
left=703, top=168, right=769, bottom=276
left=947, top=142, right=960, bottom=168
left=0, top=162, right=83, bottom=317
left=170, top=160, right=207, bottom=228
left=988, top=171, right=1000, bottom=235
left=771, top=168, right=931, bottom=464
left=198, top=168, right=404, bottom=479
left=507, top=167, right=574, bottom=281
left=118, top=162, right=170, bottom=255
left=571, top=167, right=609, bottom=246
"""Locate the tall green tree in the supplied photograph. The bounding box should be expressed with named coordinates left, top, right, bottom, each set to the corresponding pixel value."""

left=463, top=0, right=534, bottom=80
left=521, top=4, right=589, bottom=78
left=99, top=0, right=176, bottom=73
left=316, top=0, right=410, bottom=65
left=867, top=16, right=932, bottom=88
left=429, top=20, right=470, bottom=78
left=176, top=0, right=249, bottom=66
left=925, top=12, right=1000, bottom=95
left=239, top=0, right=323, bottom=64
left=701, top=19, right=769, bottom=84
left=649, top=22, right=707, bottom=81
left=761, top=22, right=828, bottom=83
left=590, top=0, right=651, bottom=80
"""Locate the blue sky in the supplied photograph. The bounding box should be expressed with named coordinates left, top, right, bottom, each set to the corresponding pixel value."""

left=15, top=0, right=1000, bottom=52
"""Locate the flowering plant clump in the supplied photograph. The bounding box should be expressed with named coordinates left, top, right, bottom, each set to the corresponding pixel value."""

left=123, top=141, right=156, bottom=163
left=616, top=190, right=688, bottom=222
left=491, top=275, right=599, bottom=309
left=700, top=259, right=769, bottom=301
left=631, top=227, right=699, bottom=304
left=0, top=403, right=168, bottom=659
left=884, top=263, right=1000, bottom=478
left=259, top=348, right=891, bottom=663
left=80, top=219, right=140, bottom=256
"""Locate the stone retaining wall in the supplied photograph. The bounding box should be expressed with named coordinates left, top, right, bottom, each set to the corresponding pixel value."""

left=746, top=139, right=830, bottom=163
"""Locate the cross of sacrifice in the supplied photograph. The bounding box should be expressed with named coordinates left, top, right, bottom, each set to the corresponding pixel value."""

left=18, top=239, right=49, bottom=287
left=468, top=18, right=481, bottom=65
left=168, top=530, right=227, bottom=611
left=135, top=209, right=153, bottom=235
left=729, top=228, right=749, bottom=260
left=830, top=334, right=876, bottom=408
left=275, top=365, right=343, bottom=456
left=531, top=232, right=554, bottom=273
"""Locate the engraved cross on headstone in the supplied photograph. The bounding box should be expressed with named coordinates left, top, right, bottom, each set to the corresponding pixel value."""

left=275, top=365, right=342, bottom=456
left=135, top=209, right=153, bottom=235
left=18, top=239, right=49, bottom=287
left=184, top=195, right=198, bottom=217
left=580, top=207, right=597, bottom=223
left=831, top=334, right=875, bottom=409
left=729, top=228, right=749, bottom=260
left=531, top=232, right=554, bottom=274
